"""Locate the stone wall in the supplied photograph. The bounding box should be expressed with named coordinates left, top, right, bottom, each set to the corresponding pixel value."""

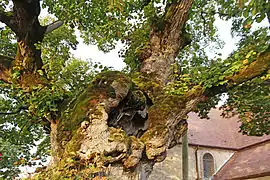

left=149, top=145, right=235, bottom=180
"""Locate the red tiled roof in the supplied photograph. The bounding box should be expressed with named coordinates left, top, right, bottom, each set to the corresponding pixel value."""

left=213, top=141, right=270, bottom=180
left=187, top=109, right=270, bottom=149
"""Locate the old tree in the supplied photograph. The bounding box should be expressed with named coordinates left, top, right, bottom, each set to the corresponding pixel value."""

left=0, top=0, right=269, bottom=179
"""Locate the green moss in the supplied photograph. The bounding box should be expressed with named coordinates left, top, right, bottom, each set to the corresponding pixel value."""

left=63, top=128, right=84, bottom=157
left=132, top=72, right=160, bottom=90
left=108, top=127, right=128, bottom=142
left=131, top=72, right=163, bottom=101
left=34, top=72, right=135, bottom=179
left=93, top=71, right=130, bottom=87
left=146, top=94, right=185, bottom=127
left=140, top=125, right=168, bottom=143
left=185, top=85, right=203, bottom=100
left=59, top=71, right=131, bottom=133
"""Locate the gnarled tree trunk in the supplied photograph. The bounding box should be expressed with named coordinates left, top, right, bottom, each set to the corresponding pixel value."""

left=41, top=69, right=201, bottom=179
left=1, top=1, right=197, bottom=178
left=39, top=43, right=270, bottom=180
left=1, top=0, right=269, bottom=180
left=36, top=1, right=199, bottom=179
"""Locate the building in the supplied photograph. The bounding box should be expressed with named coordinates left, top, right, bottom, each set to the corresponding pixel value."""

left=149, top=109, right=270, bottom=180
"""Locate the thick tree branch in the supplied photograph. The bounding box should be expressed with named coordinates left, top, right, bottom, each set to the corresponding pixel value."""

left=140, top=0, right=194, bottom=84
left=0, top=11, right=16, bottom=30
left=0, top=106, right=27, bottom=115
left=227, top=49, right=270, bottom=85
left=0, top=11, right=10, bottom=24
left=204, top=47, right=270, bottom=97
left=44, top=21, right=64, bottom=35
left=162, top=0, right=194, bottom=53
left=0, top=54, right=14, bottom=69
left=9, top=0, right=46, bottom=73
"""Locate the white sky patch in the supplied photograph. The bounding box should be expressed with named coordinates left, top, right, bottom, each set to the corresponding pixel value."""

left=214, top=19, right=239, bottom=59
left=70, top=18, right=238, bottom=70
left=39, top=7, right=126, bottom=71
left=70, top=33, right=126, bottom=70
left=69, top=16, right=244, bottom=70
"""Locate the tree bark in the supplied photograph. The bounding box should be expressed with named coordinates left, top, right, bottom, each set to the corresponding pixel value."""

left=40, top=42, right=269, bottom=179
left=40, top=71, right=158, bottom=179
left=0, top=0, right=48, bottom=85
left=12, top=0, right=46, bottom=71
left=140, top=0, right=193, bottom=84
left=1, top=1, right=198, bottom=179
left=34, top=70, right=202, bottom=180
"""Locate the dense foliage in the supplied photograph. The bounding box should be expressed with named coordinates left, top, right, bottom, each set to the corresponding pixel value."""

left=0, top=0, right=269, bottom=178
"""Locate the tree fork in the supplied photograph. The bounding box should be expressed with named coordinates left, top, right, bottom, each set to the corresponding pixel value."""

left=140, top=0, right=194, bottom=84
left=0, top=0, right=63, bottom=84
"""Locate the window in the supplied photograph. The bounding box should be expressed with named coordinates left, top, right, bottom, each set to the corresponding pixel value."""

left=203, top=153, right=215, bottom=179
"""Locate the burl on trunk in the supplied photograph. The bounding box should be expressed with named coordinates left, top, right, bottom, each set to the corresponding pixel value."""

left=44, top=69, right=201, bottom=179
left=37, top=1, right=197, bottom=179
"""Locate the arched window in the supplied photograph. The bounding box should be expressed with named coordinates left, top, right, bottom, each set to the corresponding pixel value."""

left=203, top=153, right=215, bottom=179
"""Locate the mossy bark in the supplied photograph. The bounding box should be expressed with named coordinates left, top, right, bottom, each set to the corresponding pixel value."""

left=32, top=1, right=198, bottom=179
left=227, top=47, right=270, bottom=85
left=140, top=0, right=193, bottom=84
left=33, top=70, right=203, bottom=180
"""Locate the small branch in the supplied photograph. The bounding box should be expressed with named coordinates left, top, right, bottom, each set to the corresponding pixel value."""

left=0, top=11, right=11, bottom=25
left=200, top=12, right=207, bottom=36
left=192, top=9, right=230, bottom=18
left=0, top=11, right=16, bottom=31
left=141, top=0, right=151, bottom=10
left=0, top=106, right=28, bottom=115
left=204, top=46, right=270, bottom=96
left=44, top=21, right=64, bottom=35
left=0, top=54, right=14, bottom=83
left=0, top=54, right=14, bottom=69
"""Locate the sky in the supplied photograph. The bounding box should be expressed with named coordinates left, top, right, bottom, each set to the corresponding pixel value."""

left=1, top=6, right=266, bottom=72
left=70, top=36, right=126, bottom=70
left=39, top=8, right=239, bottom=71
left=69, top=18, right=267, bottom=71
left=69, top=19, right=238, bottom=70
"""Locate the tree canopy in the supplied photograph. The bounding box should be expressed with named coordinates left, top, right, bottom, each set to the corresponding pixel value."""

left=0, top=0, right=269, bottom=179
